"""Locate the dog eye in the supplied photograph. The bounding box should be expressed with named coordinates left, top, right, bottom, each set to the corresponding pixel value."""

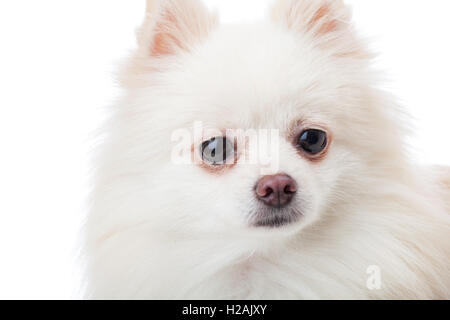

left=201, top=137, right=234, bottom=165
left=297, top=129, right=327, bottom=155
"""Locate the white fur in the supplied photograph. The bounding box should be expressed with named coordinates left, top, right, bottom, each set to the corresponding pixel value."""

left=84, top=0, right=450, bottom=299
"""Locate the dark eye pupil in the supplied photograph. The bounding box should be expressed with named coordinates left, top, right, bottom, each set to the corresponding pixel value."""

left=298, top=129, right=327, bottom=154
left=201, top=137, right=233, bottom=165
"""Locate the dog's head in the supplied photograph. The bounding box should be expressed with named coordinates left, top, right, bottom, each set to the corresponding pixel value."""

left=111, top=0, right=406, bottom=241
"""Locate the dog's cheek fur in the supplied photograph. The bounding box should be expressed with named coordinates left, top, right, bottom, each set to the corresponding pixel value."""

left=83, top=0, right=450, bottom=299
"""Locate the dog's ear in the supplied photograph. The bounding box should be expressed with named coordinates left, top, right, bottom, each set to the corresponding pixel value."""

left=138, top=0, right=217, bottom=57
left=121, top=0, right=217, bottom=87
left=271, top=0, right=367, bottom=58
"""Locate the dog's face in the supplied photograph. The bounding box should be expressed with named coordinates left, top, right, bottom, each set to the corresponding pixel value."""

left=118, top=0, right=404, bottom=240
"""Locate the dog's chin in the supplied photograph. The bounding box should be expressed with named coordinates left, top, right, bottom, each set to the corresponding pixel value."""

left=250, top=207, right=303, bottom=229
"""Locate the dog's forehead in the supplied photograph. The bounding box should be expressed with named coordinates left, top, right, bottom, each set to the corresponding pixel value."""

left=167, top=24, right=341, bottom=128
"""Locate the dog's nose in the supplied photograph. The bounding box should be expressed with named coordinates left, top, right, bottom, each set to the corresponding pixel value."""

left=255, top=174, right=297, bottom=208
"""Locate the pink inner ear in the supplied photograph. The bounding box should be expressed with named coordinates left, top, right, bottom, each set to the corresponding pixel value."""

left=148, top=1, right=217, bottom=58
left=151, top=11, right=184, bottom=56
left=309, top=5, right=338, bottom=35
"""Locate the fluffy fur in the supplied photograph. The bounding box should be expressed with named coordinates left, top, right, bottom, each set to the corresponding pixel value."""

left=84, top=0, right=450, bottom=299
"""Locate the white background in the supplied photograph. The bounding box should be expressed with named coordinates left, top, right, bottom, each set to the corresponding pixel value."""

left=0, top=0, right=449, bottom=299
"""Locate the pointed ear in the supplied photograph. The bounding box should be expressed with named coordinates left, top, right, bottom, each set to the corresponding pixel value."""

left=271, top=0, right=367, bottom=58
left=137, top=0, right=217, bottom=57
left=121, top=0, right=217, bottom=87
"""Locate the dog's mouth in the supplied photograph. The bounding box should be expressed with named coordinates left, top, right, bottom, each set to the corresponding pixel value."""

left=251, top=208, right=303, bottom=228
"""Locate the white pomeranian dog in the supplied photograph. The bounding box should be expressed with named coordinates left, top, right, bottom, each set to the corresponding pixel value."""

left=84, top=0, right=450, bottom=299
